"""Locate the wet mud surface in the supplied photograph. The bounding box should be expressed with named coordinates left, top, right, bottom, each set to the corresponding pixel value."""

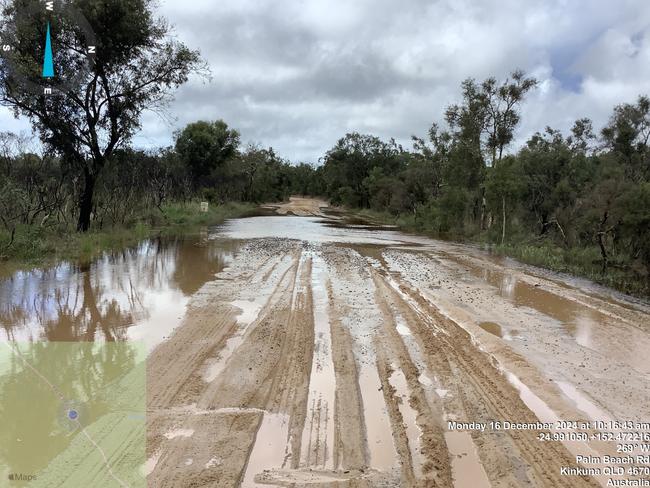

left=1, top=197, right=649, bottom=487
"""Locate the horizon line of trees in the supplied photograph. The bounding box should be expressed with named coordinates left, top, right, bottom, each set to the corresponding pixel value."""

left=0, top=123, right=319, bottom=236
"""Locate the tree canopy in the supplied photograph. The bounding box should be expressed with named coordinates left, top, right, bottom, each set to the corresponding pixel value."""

left=0, top=0, right=203, bottom=230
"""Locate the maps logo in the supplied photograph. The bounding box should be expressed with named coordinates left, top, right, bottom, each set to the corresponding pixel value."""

left=8, top=473, right=37, bottom=482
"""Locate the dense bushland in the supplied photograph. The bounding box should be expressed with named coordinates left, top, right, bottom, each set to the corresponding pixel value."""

left=0, top=126, right=318, bottom=263
left=317, top=73, right=649, bottom=295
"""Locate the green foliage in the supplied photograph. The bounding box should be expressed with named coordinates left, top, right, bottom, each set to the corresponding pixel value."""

left=601, top=95, right=650, bottom=182
left=0, top=201, right=253, bottom=266
left=434, top=188, right=471, bottom=233
left=314, top=75, right=649, bottom=296
left=322, top=133, right=403, bottom=207
left=619, top=182, right=650, bottom=270
left=175, top=120, right=240, bottom=188
left=0, top=0, right=203, bottom=231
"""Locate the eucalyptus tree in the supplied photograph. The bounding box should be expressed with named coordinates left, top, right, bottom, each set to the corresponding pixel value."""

left=481, top=70, right=537, bottom=167
left=0, top=0, right=204, bottom=230
left=174, top=119, right=241, bottom=190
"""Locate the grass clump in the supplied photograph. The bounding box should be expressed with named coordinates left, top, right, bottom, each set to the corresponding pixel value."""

left=0, top=201, right=254, bottom=270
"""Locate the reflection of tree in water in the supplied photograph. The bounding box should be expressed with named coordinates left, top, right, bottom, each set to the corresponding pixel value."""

left=0, top=234, right=240, bottom=340
left=0, top=265, right=134, bottom=342
left=0, top=341, right=137, bottom=476
left=169, top=235, right=239, bottom=295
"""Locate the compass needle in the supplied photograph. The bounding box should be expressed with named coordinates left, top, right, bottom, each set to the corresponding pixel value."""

left=2, top=2, right=96, bottom=95
left=42, top=21, right=54, bottom=78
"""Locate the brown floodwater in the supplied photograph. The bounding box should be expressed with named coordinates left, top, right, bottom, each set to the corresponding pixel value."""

left=0, top=216, right=425, bottom=350
left=1, top=216, right=647, bottom=370
left=478, top=321, right=503, bottom=338
left=440, top=252, right=650, bottom=374
left=0, top=235, right=240, bottom=349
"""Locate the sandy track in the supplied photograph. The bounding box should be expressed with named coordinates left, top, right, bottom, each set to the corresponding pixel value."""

left=262, top=196, right=330, bottom=216
left=146, top=202, right=650, bottom=487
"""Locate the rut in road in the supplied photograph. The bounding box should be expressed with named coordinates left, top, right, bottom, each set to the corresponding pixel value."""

left=146, top=238, right=610, bottom=487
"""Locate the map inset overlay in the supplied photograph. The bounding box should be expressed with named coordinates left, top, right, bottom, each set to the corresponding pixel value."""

left=0, top=342, right=146, bottom=487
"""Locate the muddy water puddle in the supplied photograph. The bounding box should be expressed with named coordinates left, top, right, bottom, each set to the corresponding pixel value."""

left=478, top=321, right=519, bottom=341
left=358, top=361, right=399, bottom=470
left=241, top=413, right=292, bottom=487
left=445, top=254, right=650, bottom=373
left=143, top=451, right=162, bottom=477
left=435, top=380, right=491, bottom=487
left=0, top=236, right=240, bottom=347
left=504, top=370, right=620, bottom=487
left=218, top=215, right=427, bottom=246
left=392, top=306, right=416, bottom=338
left=555, top=381, right=612, bottom=422
left=444, top=431, right=491, bottom=488
left=388, top=364, right=425, bottom=477
left=163, top=428, right=195, bottom=439
left=300, top=253, right=337, bottom=468
left=479, top=321, right=503, bottom=337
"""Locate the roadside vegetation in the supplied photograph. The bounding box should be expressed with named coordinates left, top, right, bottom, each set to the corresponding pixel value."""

left=0, top=199, right=252, bottom=267
left=0, top=128, right=313, bottom=267
left=313, top=74, right=650, bottom=297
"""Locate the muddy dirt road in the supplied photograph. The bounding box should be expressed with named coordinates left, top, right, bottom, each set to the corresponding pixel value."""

left=142, top=198, right=650, bottom=487
left=261, top=196, right=329, bottom=216
left=2, top=198, right=649, bottom=487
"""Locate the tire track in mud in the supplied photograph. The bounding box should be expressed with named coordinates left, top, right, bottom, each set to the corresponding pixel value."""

left=149, top=242, right=373, bottom=488
left=298, top=253, right=337, bottom=470
left=438, top=248, right=650, bottom=331
left=246, top=246, right=385, bottom=487
left=329, top=292, right=369, bottom=471
left=147, top=241, right=316, bottom=487
left=195, top=247, right=316, bottom=486
left=362, top=250, right=601, bottom=488
left=381, top=246, right=650, bottom=482
left=381, top=247, right=650, bottom=428
left=371, top=271, right=454, bottom=487
left=254, top=244, right=407, bottom=487
left=321, top=245, right=402, bottom=482
left=146, top=233, right=640, bottom=487
left=197, top=253, right=304, bottom=410
left=147, top=248, right=288, bottom=409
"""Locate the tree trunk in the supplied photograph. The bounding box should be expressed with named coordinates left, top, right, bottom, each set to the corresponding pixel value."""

left=77, top=170, right=96, bottom=232
left=501, top=195, right=506, bottom=245
left=598, top=232, right=608, bottom=273
left=597, top=211, right=609, bottom=274
left=479, top=189, right=487, bottom=230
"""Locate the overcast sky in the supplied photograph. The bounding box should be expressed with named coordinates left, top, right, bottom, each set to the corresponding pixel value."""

left=2, top=0, right=649, bottom=163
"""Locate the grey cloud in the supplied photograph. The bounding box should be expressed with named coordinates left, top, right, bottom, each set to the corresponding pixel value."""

left=4, top=0, right=650, bottom=163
